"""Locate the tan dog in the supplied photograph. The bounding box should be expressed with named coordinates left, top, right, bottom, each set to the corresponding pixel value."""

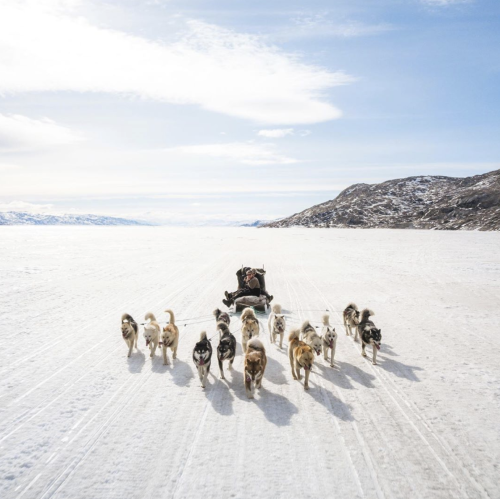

left=244, top=338, right=267, bottom=399
left=241, top=307, right=259, bottom=353
left=288, top=329, right=314, bottom=390
left=160, top=309, right=179, bottom=365
left=121, top=313, right=138, bottom=358
left=143, top=312, right=161, bottom=358
left=268, top=303, right=286, bottom=349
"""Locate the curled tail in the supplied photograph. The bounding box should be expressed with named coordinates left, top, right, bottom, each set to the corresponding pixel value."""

left=217, top=322, right=230, bottom=336
left=121, top=313, right=134, bottom=323
left=360, top=308, right=374, bottom=322
left=272, top=303, right=282, bottom=314
left=145, top=312, right=157, bottom=322
left=300, top=320, right=312, bottom=334
left=288, top=329, right=300, bottom=342
left=165, top=309, right=175, bottom=325
left=213, top=308, right=222, bottom=320
left=199, top=331, right=207, bottom=341
left=322, top=314, right=330, bottom=326
left=346, top=302, right=358, bottom=311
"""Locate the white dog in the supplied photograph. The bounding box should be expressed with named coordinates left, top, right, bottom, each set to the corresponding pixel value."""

left=241, top=307, right=260, bottom=353
left=321, top=315, right=338, bottom=367
left=268, top=303, right=286, bottom=348
left=300, top=320, right=323, bottom=357
left=143, top=312, right=160, bottom=358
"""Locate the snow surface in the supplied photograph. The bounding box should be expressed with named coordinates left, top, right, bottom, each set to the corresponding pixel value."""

left=1, top=227, right=499, bottom=499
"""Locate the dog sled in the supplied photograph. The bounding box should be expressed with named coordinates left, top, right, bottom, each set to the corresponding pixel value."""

left=233, top=266, right=270, bottom=313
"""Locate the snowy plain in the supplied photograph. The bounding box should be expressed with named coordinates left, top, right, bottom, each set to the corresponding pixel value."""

left=0, top=227, right=499, bottom=499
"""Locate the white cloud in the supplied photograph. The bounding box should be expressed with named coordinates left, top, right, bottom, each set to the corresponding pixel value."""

left=0, top=2, right=353, bottom=125
left=0, top=200, right=56, bottom=213
left=290, top=13, right=393, bottom=39
left=421, top=0, right=472, bottom=5
left=168, top=142, right=298, bottom=165
left=0, top=114, right=83, bottom=151
left=258, top=128, right=294, bottom=138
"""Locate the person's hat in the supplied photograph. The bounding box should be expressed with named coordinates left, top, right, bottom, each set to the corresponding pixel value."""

left=247, top=268, right=257, bottom=275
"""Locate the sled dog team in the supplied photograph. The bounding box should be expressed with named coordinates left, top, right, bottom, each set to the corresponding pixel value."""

left=121, top=302, right=382, bottom=398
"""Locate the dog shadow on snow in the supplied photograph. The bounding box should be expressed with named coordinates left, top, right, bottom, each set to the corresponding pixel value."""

left=379, top=357, right=423, bottom=382
left=150, top=358, right=194, bottom=386
left=304, top=385, right=354, bottom=423
left=321, top=361, right=377, bottom=390
left=127, top=349, right=146, bottom=374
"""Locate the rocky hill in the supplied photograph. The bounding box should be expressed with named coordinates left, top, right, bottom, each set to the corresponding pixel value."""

left=0, top=212, right=145, bottom=226
left=263, top=169, right=500, bottom=230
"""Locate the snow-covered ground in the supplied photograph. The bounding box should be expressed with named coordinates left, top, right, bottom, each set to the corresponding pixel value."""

left=1, top=227, right=499, bottom=499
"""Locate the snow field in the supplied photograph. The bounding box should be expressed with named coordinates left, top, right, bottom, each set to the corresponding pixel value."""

left=0, top=227, right=499, bottom=499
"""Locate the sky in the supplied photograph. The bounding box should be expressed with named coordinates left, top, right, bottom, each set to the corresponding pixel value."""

left=0, top=0, right=499, bottom=225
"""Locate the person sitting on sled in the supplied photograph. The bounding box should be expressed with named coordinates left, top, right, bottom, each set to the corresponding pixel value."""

left=223, top=268, right=265, bottom=307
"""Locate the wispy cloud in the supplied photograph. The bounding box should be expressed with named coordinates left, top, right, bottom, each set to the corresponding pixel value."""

left=167, top=142, right=299, bottom=165
left=257, top=128, right=294, bottom=138
left=0, top=200, right=56, bottom=213
left=0, top=1, right=353, bottom=125
left=421, top=0, right=472, bottom=5
left=0, top=114, right=83, bottom=151
left=288, top=12, right=394, bottom=39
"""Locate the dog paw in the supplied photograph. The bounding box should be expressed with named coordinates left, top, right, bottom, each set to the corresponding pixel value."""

left=304, top=385, right=309, bottom=390
left=292, top=375, right=297, bottom=380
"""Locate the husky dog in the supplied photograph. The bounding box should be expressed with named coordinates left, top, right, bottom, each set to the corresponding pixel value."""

left=288, top=329, right=314, bottom=390
left=213, top=308, right=231, bottom=328
left=321, top=315, right=338, bottom=367
left=300, top=320, right=323, bottom=357
left=193, top=331, right=212, bottom=388
left=121, top=313, right=138, bottom=357
left=357, top=309, right=382, bottom=365
left=160, top=309, right=179, bottom=365
left=143, top=312, right=160, bottom=358
left=241, top=308, right=260, bottom=353
left=244, top=338, right=267, bottom=399
left=343, top=303, right=360, bottom=337
left=217, top=324, right=236, bottom=379
left=268, top=303, right=286, bottom=348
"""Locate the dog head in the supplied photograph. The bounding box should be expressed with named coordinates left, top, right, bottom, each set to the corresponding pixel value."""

left=121, top=321, right=133, bottom=339
left=245, top=354, right=264, bottom=382
left=143, top=325, right=156, bottom=346
left=218, top=336, right=234, bottom=359
left=243, top=318, right=259, bottom=338
left=193, top=340, right=211, bottom=366
left=310, top=335, right=323, bottom=356
left=160, top=325, right=175, bottom=347
left=370, top=328, right=382, bottom=349
left=297, top=344, right=314, bottom=371
left=272, top=314, right=286, bottom=333
left=323, top=326, right=337, bottom=348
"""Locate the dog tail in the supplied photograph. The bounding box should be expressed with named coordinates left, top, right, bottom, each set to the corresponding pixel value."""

left=300, top=320, right=312, bottom=334
left=217, top=321, right=230, bottom=335
left=199, top=331, right=207, bottom=341
left=144, top=311, right=157, bottom=323
left=360, top=308, right=374, bottom=322
left=288, top=328, right=300, bottom=342
left=272, top=303, right=282, bottom=314
left=164, top=309, right=175, bottom=325
left=346, top=302, right=358, bottom=311
left=247, top=337, right=265, bottom=352
left=213, top=308, right=222, bottom=320
left=121, top=313, right=134, bottom=324
left=322, top=314, right=330, bottom=326
left=241, top=308, right=255, bottom=321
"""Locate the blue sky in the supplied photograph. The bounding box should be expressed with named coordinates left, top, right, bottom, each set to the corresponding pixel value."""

left=0, top=0, right=499, bottom=224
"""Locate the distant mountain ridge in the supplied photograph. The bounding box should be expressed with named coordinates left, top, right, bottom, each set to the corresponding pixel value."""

left=263, top=169, right=500, bottom=230
left=0, top=212, right=145, bottom=226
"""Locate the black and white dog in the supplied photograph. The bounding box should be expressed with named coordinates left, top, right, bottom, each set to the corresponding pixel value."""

left=357, top=309, right=382, bottom=365
left=343, top=302, right=360, bottom=337
left=213, top=308, right=231, bottom=330
left=193, top=331, right=212, bottom=388
left=217, top=322, right=236, bottom=379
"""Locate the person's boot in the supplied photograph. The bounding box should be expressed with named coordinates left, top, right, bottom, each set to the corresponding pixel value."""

left=222, top=298, right=232, bottom=308
left=224, top=291, right=230, bottom=299
left=268, top=295, right=274, bottom=303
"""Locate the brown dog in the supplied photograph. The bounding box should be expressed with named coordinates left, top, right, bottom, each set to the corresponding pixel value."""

left=244, top=338, right=267, bottom=399
left=160, top=309, right=179, bottom=365
left=288, top=329, right=314, bottom=390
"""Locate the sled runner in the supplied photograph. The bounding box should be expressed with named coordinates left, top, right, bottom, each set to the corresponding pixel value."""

left=234, top=266, right=269, bottom=313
